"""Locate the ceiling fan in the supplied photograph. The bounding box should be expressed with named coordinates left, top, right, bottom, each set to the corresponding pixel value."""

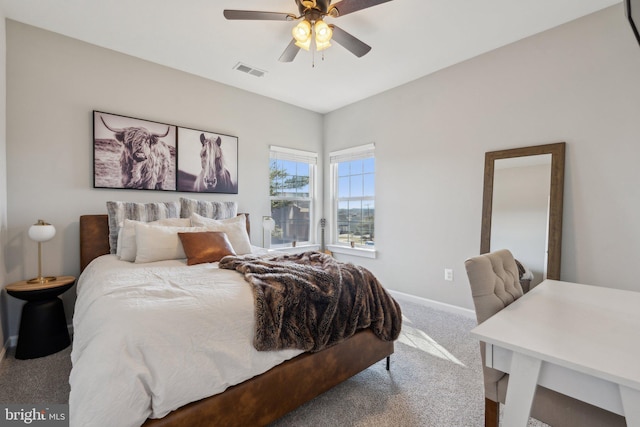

left=223, top=0, right=393, bottom=62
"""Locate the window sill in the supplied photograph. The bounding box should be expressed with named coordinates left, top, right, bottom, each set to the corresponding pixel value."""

left=327, top=244, right=377, bottom=259
left=267, top=244, right=320, bottom=254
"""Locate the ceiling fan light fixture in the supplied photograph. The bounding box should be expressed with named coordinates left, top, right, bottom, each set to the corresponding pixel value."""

left=316, top=39, right=331, bottom=51
left=292, top=20, right=311, bottom=41
left=295, top=38, right=312, bottom=51
left=224, top=0, right=390, bottom=63
left=316, top=32, right=331, bottom=51
left=314, top=19, right=333, bottom=43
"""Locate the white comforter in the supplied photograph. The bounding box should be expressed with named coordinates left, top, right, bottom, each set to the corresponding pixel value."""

left=69, top=254, right=302, bottom=427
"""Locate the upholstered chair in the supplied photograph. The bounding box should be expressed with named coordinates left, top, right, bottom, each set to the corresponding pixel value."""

left=465, top=249, right=625, bottom=427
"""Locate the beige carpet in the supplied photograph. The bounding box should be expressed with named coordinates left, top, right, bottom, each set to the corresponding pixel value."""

left=0, top=344, right=70, bottom=404
left=0, top=298, right=548, bottom=426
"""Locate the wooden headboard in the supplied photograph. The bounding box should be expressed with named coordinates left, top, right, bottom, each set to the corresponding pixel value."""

left=79, top=213, right=251, bottom=272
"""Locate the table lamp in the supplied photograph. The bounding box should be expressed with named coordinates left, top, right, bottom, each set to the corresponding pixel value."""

left=262, top=216, right=276, bottom=249
left=27, top=219, right=57, bottom=284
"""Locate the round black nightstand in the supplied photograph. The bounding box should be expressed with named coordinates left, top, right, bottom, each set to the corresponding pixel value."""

left=6, top=276, right=75, bottom=360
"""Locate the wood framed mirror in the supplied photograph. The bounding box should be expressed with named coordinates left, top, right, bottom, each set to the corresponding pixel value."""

left=481, top=142, right=565, bottom=285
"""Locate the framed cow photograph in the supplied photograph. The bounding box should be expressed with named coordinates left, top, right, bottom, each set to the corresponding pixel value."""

left=93, top=111, right=177, bottom=191
left=176, top=126, right=238, bottom=194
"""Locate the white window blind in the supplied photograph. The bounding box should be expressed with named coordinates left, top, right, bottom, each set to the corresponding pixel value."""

left=270, top=145, right=318, bottom=164
left=329, top=143, right=374, bottom=164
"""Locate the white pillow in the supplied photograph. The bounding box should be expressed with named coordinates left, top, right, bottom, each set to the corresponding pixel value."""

left=118, top=218, right=191, bottom=262
left=134, top=223, right=207, bottom=263
left=190, top=213, right=252, bottom=255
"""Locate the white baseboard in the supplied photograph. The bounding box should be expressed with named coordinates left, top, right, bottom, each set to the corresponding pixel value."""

left=389, top=290, right=476, bottom=319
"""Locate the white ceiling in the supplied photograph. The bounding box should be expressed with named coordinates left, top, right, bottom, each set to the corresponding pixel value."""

left=0, top=0, right=621, bottom=113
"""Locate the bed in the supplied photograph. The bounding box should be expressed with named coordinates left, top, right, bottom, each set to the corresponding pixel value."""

left=73, top=212, right=397, bottom=427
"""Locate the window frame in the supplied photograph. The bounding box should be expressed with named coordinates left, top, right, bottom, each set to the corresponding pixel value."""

left=328, top=143, right=376, bottom=258
left=268, top=145, right=318, bottom=249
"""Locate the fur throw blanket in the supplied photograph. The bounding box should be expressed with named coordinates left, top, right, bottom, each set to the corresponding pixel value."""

left=218, top=251, right=402, bottom=353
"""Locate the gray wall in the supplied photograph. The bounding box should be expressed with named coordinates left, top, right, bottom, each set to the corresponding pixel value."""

left=323, top=4, right=640, bottom=309
left=3, top=4, right=640, bottom=340
left=3, top=20, right=323, bottom=339
left=0, top=11, right=8, bottom=348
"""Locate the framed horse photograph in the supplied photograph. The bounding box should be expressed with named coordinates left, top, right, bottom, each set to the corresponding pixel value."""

left=93, top=111, right=177, bottom=191
left=176, top=126, right=239, bottom=194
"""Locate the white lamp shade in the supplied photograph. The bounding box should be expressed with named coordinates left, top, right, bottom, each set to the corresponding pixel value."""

left=262, top=217, right=276, bottom=232
left=28, top=222, right=56, bottom=243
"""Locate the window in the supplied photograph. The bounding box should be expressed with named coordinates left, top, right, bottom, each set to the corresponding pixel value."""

left=330, top=143, right=375, bottom=251
left=269, top=146, right=317, bottom=248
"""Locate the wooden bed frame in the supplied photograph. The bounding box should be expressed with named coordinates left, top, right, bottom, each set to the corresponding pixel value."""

left=79, top=214, right=394, bottom=427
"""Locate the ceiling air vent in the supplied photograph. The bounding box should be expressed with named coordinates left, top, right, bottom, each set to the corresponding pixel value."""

left=233, top=62, right=267, bottom=78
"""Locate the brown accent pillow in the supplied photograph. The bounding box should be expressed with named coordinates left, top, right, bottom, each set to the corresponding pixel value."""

left=178, top=231, right=236, bottom=265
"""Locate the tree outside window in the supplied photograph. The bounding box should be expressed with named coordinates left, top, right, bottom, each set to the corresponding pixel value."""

left=269, top=148, right=316, bottom=247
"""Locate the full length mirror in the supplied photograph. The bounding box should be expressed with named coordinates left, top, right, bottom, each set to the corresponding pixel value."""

left=481, top=142, right=565, bottom=287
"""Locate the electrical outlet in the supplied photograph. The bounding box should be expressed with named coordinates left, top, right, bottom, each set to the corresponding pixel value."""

left=444, top=268, right=454, bottom=281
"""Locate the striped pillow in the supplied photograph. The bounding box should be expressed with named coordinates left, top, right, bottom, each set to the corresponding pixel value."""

left=179, top=197, right=237, bottom=220
left=106, top=201, right=181, bottom=254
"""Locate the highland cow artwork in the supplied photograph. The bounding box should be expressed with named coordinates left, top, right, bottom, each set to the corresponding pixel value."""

left=94, top=111, right=177, bottom=191
left=176, top=127, right=238, bottom=194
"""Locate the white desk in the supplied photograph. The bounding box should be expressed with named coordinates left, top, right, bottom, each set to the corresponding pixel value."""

left=471, top=280, right=640, bottom=427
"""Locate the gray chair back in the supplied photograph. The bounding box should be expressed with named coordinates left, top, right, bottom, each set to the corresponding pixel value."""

left=465, top=249, right=523, bottom=324
left=465, top=249, right=524, bottom=401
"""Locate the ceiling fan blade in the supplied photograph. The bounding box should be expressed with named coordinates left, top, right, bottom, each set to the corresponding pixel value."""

left=223, top=10, right=295, bottom=21
left=329, top=0, right=393, bottom=17
left=330, top=25, right=371, bottom=57
left=279, top=39, right=301, bottom=62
